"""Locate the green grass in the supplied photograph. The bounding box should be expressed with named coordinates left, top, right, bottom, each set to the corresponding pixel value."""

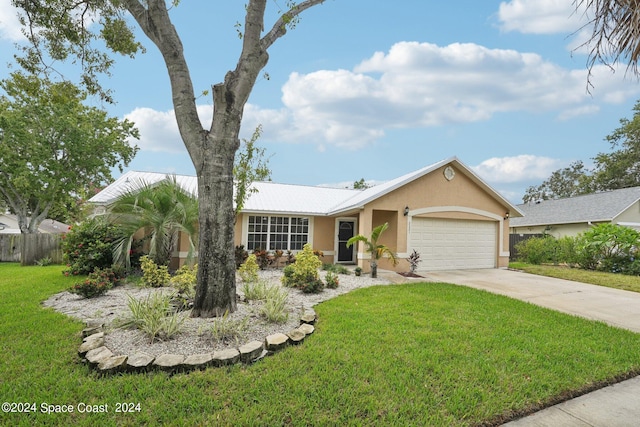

left=3, top=263, right=640, bottom=426
left=510, top=262, right=640, bottom=293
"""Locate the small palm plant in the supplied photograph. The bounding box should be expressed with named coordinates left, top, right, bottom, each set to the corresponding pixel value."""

left=346, top=222, right=398, bottom=278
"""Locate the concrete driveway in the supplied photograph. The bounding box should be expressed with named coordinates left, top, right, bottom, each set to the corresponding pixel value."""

left=424, top=268, right=640, bottom=333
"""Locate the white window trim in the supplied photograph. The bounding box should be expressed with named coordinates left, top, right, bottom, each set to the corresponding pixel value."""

left=241, top=214, right=315, bottom=252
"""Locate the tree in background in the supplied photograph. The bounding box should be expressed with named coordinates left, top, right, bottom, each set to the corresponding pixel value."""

left=523, top=99, right=640, bottom=202
left=234, top=124, right=271, bottom=221
left=0, top=72, right=138, bottom=233
left=353, top=178, right=372, bottom=190
left=12, top=0, right=326, bottom=317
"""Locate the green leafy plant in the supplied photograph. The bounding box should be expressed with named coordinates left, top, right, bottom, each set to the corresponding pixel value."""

left=515, top=236, right=559, bottom=265
left=325, top=271, right=339, bottom=289
left=260, top=285, right=289, bottom=323
left=346, top=222, right=398, bottom=278
left=576, top=223, right=640, bottom=274
left=140, top=255, right=170, bottom=287
left=62, top=217, right=125, bottom=276
left=68, top=267, right=122, bottom=298
left=354, top=266, right=362, bottom=277
left=253, top=249, right=271, bottom=270
left=242, top=279, right=270, bottom=300
left=35, top=257, right=53, bottom=267
left=119, top=292, right=185, bottom=343
left=206, top=311, right=248, bottom=343
left=322, top=263, right=351, bottom=275
left=280, top=243, right=322, bottom=289
left=171, top=263, right=197, bottom=296
left=298, top=278, right=325, bottom=294
left=238, top=253, right=260, bottom=283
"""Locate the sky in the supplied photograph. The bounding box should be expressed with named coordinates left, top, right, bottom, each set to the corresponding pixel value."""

left=1, top=0, right=640, bottom=204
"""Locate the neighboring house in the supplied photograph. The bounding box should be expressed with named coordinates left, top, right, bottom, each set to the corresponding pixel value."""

left=0, top=213, right=69, bottom=234
left=90, top=157, right=522, bottom=273
left=510, top=186, right=640, bottom=238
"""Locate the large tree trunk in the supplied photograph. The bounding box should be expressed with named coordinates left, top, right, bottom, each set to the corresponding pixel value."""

left=191, top=132, right=239, bottom=317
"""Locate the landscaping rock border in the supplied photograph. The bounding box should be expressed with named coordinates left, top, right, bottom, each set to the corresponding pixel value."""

left=79, top=308, right=317, bottom=375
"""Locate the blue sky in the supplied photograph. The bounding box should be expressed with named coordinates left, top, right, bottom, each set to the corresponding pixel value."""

left=1, top=0, right=640, bottom=203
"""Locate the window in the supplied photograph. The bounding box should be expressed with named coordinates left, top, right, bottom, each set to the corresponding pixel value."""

left=247, top=215, right=309, bottom=251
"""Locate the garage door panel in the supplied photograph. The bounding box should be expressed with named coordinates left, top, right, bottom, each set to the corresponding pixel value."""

left=411, top=218, right=496, bottom=271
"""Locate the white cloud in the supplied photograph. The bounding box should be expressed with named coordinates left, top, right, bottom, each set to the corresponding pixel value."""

left=472, top=155, right=563, bottom=183
left=497, top=0, right=583, bottom=34
left=126, top=41, right=639, bottom=153
left=0, top=0, right=24, bottom=41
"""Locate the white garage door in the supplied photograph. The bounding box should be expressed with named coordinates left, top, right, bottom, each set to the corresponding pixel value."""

left=410, top=218, right=497, bottom=271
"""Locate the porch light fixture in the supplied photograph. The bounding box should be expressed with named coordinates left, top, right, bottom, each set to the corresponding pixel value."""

left=404, top=206, right=410, bottom=216
left=504, top=212, right=510, bottom=220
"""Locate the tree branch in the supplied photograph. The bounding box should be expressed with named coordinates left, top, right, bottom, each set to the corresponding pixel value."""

left=261, top=0, right=325, bottom=50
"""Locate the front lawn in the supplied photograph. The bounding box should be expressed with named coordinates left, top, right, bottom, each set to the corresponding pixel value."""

left=2, top=263, right=640, bottom=426
left=509, top=262, right=640, bottom=293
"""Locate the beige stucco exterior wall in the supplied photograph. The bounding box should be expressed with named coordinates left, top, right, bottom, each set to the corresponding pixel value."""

left=354, top=164, right=513, bottom=272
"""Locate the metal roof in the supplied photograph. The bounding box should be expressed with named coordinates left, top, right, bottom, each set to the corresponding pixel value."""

left=510, top=186, right=640, bottom=227
left=89, top=157, right=522, bottom=217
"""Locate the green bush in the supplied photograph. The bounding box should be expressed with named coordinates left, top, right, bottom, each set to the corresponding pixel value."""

left=140, top=255, right=170, bottom=287
left=514, top=236, right=558, bottom=265
left=281, top=244, right=322, bottom=289
left=325, top=271, right=339, bottom=289
left=298, top=278, right=325, bottom=294
left=62, top=217, right=125, bottom=276
left=576, top=223, right=640, bottom=274
left=238, top=254, right=260, bottom=283
left=68, top=267, right=122, bottom=298
left=171, top=264, right=197, bottom=296
left=205, top=311, right=248, bottom=343
left=322, top=263, right=351, bottom=275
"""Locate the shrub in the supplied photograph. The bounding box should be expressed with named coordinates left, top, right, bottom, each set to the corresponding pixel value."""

left=140, top=255, right=170, bottom=287
left=119, top=292, right=185, bottom=343
left=234, top=245, right=249, bottom=269
left=68, top=267, right=122, bottom=298
left=576, top=224, right=640, bottom=274
left=253, top=249, right=270, bottom=270
left=298, top=278, right=325, bottom=294
left=242, top=279, right=269, bottom=300
left=171, top=264, right=197, bottom=296
left=35, top=257, right=53, bottom=267
left=325, top=271, right=339, bottom=289
left=280, top=243, right=322, bottom=289
left=238, top=254, right=260, bottom=283
left=260, top=285, right=289, bottom=323
left=515, top=236, right=558, bottom=265
left=62, top=217, right=125, bottom=276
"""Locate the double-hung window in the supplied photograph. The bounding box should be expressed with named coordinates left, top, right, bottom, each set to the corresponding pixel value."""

left=247, top=215, right=309, bottom=251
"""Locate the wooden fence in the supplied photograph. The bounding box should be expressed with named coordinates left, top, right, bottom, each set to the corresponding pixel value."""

left=0, top=234, right=63, bottom=265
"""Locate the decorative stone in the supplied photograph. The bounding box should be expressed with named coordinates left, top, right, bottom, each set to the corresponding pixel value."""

left=83, top=331, right=105, bottom=342
left=183, top=353, right=214, bottom=370
left=82, top=326, right=103, bottom=338
left=239, top=340, right=264, bottom=363
left=85, top=346, right=113, bottom=365
left=265, top=333, right=289, bottom=351
left=287, top=329, right=306, bottom=345
left=153, top=354, right=185, bottom=372
left=297, top=323, right=315, bottom=335
left=97, top=355, right=128, bottom=373
left=300, top=313, right=317, bottom=325
left=78, top=334, right=105, bottom=357
left=127, top=353, right=155, bottom=372
left=212, top=348, right=240, bottom=367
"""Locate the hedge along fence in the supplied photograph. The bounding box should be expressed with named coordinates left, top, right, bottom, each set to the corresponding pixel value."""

left=0, top=234, right=63, bottom=265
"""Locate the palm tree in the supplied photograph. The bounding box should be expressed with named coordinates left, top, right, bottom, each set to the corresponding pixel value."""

left=108, top=176, right=199, bottom=269
left=346, top=222, right=398, bottom=278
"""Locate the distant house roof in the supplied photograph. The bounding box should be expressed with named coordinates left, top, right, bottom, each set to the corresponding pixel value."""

left=89, top=157, right=522, bottom=217
left=510, top=186, right=640, bottom=228
left=0, top=214, right=69, bottom=234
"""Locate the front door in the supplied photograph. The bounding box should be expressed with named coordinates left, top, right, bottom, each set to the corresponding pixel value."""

left=337, top=220, right=356, bottom=263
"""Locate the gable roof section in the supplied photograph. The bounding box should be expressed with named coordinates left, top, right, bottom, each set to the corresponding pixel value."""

left=89, top=157, right=522, bottom=217
left=510, top=186, right=640, bottom=227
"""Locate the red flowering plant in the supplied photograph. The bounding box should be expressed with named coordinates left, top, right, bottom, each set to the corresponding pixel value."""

left=68, top=267, right=122, bottom=298
left=62, top=217, right=126, bottom=276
